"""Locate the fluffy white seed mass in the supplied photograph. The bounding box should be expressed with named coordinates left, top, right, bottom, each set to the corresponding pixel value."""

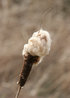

left=22, top=29, right=51, bottom=63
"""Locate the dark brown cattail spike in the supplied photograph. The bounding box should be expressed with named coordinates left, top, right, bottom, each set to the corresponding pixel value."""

left=15, top=53, right=39, bottom=98
left=18, top=53, right=39, bottom=87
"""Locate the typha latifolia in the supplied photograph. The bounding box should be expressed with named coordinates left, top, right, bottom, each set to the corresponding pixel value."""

left=15, top=29, right=52, bottom=98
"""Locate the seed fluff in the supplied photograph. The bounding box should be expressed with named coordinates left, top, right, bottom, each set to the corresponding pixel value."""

left=22, top=29, right=51, bottom=64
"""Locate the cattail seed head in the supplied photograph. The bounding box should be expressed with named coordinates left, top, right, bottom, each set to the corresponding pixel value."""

left=22, top=29, right=52, bottom=64
left=15, top=29, right=52, bottom=98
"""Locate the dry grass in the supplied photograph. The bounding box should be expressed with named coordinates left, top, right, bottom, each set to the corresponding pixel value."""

left=0, top=0, right=70, bottom=98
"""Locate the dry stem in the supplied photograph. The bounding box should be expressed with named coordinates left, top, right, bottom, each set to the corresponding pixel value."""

left=15, top=86, right=21, bottom=98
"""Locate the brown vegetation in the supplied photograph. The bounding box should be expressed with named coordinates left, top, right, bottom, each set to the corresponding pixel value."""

left=0, top=0, right=70, bottom=98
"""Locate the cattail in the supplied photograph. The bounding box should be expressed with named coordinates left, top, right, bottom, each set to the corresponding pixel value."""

left=15, top=29, right=52, bottom=98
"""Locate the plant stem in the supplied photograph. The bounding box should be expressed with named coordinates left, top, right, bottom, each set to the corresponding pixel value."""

left=15, top=86, right=21, bottom=98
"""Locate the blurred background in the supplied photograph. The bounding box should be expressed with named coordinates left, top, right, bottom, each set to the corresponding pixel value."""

left=0, top=0, right=70, bottom=98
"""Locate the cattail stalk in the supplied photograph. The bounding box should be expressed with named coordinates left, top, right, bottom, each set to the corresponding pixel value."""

left=15, top=86, right=21, bottom=98
left=15, top=29, right=52, bottom=98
